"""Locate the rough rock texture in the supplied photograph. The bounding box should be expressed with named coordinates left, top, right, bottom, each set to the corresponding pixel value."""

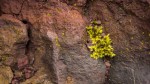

left=86, top=0, right=150, bottom=84
left=0, top=0, right=150, bottom=84
left=0, top=15, right=35, bottom=83
left=0, top=15, right=28, bottom=65
left=0, top=0, right=106, bottom=84
left=0, top=66, right=13, bottom=84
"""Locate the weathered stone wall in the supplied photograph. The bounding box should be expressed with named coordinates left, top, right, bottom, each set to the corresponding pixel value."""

left=0, top=0, right=150, bottom=84
left=86, top=0, right=150, bottom=84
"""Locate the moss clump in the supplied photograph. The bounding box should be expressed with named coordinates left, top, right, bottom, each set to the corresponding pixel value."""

left=55, top=38, right=61, bottom=47
left=86, top=25, right=115, bottom=59
left=1, top=54, right=10, bottom=62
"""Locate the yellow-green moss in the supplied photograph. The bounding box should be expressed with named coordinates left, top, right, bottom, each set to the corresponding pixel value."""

left=86, top=25, right=115, bottom=59
left=55, top=38, right=61, bottom=47
left=47, top=13, right=51, bottom=17
left=0, top=54, right=10, bottom=62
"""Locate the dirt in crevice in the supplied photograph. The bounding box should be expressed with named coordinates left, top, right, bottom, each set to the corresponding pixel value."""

left=83, top=0, right=93, bottom=15
left=10, top=20, right=36, bottom=84
left=23, top=21, right=32, bottom=56
left=0, top=7, right=2, bottom=16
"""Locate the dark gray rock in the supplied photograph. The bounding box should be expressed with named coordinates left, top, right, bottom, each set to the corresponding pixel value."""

left=87, top=0, right=150, bottom=84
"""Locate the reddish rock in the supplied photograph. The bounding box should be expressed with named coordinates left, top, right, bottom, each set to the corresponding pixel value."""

left=24, top=66, right=36, bottom=79
left=0, top=0, right=149, bottom=84
left=17, top=56, right=29, bottom=70
left=0, top=15, right=29, bottom=84
left=0, top=0, right=106, bottom=84
left=11, top=79, right=19, bottom=84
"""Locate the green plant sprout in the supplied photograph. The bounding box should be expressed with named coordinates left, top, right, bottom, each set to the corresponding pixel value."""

left=86, top=25, right=116, bottom=59
left=47, top=13, right=51, bottom=16
left=55, top=37, right=61, bottom=47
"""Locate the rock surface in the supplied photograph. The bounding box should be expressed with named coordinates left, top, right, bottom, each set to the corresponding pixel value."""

left=0, top=0, right=106, bottom=84
left=0, top=66, right=13, bottom=84
left=87, top=0, right=150, bottom=84
left=0, top=0, right=150, bottom=84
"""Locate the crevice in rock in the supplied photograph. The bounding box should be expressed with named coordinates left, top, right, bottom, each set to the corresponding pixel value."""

left=10, top=20, right=36, bottom=84
left=14, top=0, right=26, bottom=15
left=17, top=0, right=25, bottom=15
left=21, top=19, right=28, bottom=24
left=25, top=29, right=31, bottom=55
left=23, top=20, right=35, bottom=65
left=1, top=0, right=27, bottom=17
left=21, top=19, right=32, bottom=55
left=83, top=0, right=94, bottom=15
left=0, top=7, right=2, bottom=16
